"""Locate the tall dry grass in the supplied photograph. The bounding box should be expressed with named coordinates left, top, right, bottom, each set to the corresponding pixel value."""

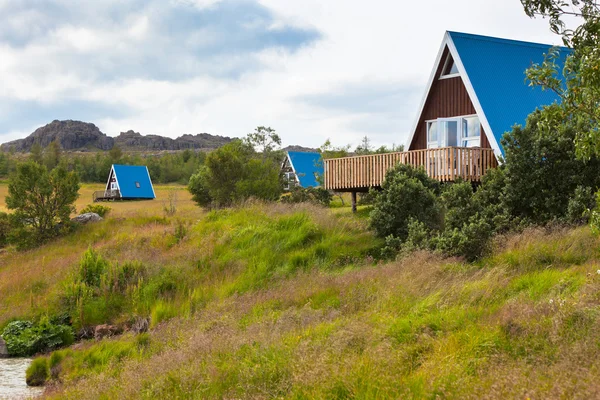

left=44, top=226, right=600, bottom=399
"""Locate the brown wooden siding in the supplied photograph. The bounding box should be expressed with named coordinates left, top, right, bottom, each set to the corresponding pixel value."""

left=409, top=47, right=492, bottom=151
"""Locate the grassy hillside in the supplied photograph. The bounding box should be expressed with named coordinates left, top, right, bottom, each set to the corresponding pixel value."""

left=3, top=183, right=600, bottom=398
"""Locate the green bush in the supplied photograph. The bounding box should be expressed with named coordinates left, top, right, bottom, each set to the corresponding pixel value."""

left=281, top=186, right=332, bottom=206
left=188, top=139, right=283, bottom=208
left=26, top=357, right=49, bottom=386
left=1, top=317, right=74, bottom=357
left=501, top=106, right=600, bottom=225
left=80, top=204, right=111, bottom=217
left=0, top=212, right=9, bottom=248
left=566, top=186, right=595, bottom=224
left=78, top=248, right=109, bottom=288
left=370, top=164, right=441, bottom=241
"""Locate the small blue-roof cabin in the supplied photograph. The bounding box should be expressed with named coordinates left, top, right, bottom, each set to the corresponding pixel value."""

left=282, top=151, right=324, bottom=190
left=324, top=31, right=570, bottom=195
left=94, top=164, right=156, bottom=202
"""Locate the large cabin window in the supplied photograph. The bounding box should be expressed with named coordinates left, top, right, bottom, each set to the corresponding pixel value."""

left=427, top=116, right=481, bottom=148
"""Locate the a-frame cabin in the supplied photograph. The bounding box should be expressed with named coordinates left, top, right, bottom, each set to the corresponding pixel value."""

left=93, top=164, right=156, bottom=202
left=324, top=31, right=569, bottom=194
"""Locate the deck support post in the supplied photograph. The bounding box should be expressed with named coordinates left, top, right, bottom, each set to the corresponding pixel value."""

left=351, top=192, right=357, bottom=213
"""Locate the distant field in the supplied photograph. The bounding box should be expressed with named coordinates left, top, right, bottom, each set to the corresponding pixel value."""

left=0, top=182, right=199, bottom=218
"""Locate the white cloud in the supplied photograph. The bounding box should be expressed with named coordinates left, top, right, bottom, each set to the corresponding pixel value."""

left=0, top=0, right=564, bottom=150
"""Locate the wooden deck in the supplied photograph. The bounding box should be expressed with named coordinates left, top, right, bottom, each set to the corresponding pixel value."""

left=324, top=147, right=498, bottom=192
left=93, top=190, right=121, bottom=202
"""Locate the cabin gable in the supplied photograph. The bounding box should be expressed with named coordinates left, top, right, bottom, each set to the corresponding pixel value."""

left=409, top=46, right=492, bottom=151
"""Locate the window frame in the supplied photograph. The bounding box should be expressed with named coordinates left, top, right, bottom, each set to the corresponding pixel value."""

left=426, top=115, right=481, bottom=148
left=439, top=54, right=460, bottom=80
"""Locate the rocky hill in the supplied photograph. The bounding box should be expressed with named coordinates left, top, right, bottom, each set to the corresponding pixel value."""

left=0, top=120, right=233, bottom=152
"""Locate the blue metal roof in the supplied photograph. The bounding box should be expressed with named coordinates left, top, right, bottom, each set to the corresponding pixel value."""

left=287, top=151, right=323, bottom=188
left=113, top=164, right=156, bottom=199
left=449, top=32, right=571, bottom=155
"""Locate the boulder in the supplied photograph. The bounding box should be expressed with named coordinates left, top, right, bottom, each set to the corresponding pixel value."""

left=0, top=336, right=8, bottom=358
left=94, top=324, right=122, bottom=340
left=71, top=212, right=103, bottom=224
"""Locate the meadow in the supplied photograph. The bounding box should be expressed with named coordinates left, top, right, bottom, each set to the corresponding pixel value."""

left=2, top=182, right=600, bottom=398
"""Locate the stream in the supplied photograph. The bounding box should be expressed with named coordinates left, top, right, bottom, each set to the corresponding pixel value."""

left=0, top=359, right=43, bottom=399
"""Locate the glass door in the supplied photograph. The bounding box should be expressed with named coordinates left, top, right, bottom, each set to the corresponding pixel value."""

left=438, top=118, right=459, bottom=147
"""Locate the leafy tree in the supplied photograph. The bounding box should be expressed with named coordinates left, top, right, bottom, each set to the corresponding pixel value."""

left=355, top=136, right=373, bottom=155
left=245, top=126, right=282, bottom=158
left=44, top=140, right=61, bottom=170
left=522, top=0, right=600, bottom=159
left=188, top=138, right=282, bottom=208
left=6, top=162, right=80, bottom=243
left=500, top=106, right=600, bottom=224
left=319, top=139, right=351, bottom=159
left=109, top=145, right=123, bottom=162
left=30, top=142, right=43, bottom=164
left=0, top=212, right=9, bottom=248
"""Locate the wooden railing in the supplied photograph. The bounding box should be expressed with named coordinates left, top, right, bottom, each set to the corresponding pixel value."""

left=93, top=190, right=121, bottom=202
left=324, top=147, right=498, bottom=191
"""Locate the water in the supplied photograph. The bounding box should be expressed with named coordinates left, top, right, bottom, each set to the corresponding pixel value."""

left=0, top=359, right=43, bottom=399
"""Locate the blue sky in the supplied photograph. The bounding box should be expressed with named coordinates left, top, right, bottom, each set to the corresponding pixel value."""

left=0, top=0, right=563, bottom=148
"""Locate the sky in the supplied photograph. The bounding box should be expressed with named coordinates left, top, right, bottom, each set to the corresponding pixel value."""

left=0, top=0, right=564, bottom=149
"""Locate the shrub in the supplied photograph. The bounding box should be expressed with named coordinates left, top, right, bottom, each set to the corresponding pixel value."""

left=501, top=106, right=600, bottom=224
left=26, top=357, right=49, bottom=386
left=566, top=186, right=595, bottom=224
left=78, top=248, right=109, bottom=288
left=6, top=162, right=80, bottom=245
left=1, top=317, right=74, bottom=357
left=188, top=139, right=282, bottom=208
left=0, top=212, right=9, bottom=248
left=80, top=204, right=111, bottom=217
left=432, top=216, right=493, bottom=261
left=281, top=186, right=332, bottom=206
left=370, top=164, right=441, bottom=241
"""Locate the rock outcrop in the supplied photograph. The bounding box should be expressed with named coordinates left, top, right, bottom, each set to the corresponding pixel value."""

left=1, top=120, right=114, bottom=152
left=94, top=324, right=122, bottom=340
left=114, top=130, right=232, bottom=151
left=0, top=120, right=233, bottom=153
left=71, top=213, right=103, bottom=224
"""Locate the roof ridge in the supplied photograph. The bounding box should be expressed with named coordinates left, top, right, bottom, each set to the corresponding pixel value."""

left=448, top=31, right=568, bottom=52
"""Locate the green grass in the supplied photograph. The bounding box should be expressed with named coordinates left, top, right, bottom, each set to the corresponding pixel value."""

left=8, top=193, right=600, bottom=399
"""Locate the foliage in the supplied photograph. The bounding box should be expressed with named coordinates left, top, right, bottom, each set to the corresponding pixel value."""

left=1, top=317, right=74, bottom=357
left=78, top=248, right=110, bottom=287
left=566, top=186, right=595, bottom=224
left=319, top=139, right=351, bottom=159
left=188, top=139, right=282, bottom=208
left=6, top=162, right=80, bottom=245
left=26, top=357, right=49, bottom=386
left=280, top=186, right=332, bottom=206
left=162, top=190, right=178, bottom=217
left=522, top=0, right=600, bottom=160
left=0, top=212, right=9, bottom=248
left=370, top=164, right=441, bottom=241
left=244, top=126, right=282, bottom=156
left=501, top=106, right=600, bottom=224
left=80, top=204, right=111, bottom=218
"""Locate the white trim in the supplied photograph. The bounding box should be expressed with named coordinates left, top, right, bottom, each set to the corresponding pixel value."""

left=446, top=34, right=503, bottom=160
left=405, top=32, right=451, bottom=150
left=285, top=153, right=301, bottom=187
left=145, top=166, right=156, bottom=199
left=106, top=165, right=121, bottom=194
left=405, top=32, right=503, bottom=161
left=105, top=165, right=115, bottom=192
